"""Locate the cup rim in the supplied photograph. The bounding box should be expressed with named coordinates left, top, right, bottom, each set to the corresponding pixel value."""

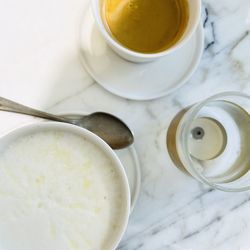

left=0, top=122, right=131, bottom=249
left=91, top=0, right=201, bottom=59
left=176, top=91, right=250, bottom=192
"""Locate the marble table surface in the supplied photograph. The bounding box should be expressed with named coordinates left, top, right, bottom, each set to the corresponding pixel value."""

left=1, top=0, right=250, bottom=249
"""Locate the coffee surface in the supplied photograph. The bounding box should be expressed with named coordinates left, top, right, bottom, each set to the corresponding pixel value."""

left=103, top=0, right=189, bottom=53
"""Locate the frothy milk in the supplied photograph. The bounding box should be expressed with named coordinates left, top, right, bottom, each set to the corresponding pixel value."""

left=0, top=130, right=125, bottom=250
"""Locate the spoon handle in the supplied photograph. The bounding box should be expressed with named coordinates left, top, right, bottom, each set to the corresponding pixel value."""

left=0, top=97, right=69, bottom=123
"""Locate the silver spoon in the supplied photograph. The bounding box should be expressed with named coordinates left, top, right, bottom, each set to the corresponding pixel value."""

left=0, top=97, right=134, bottom=149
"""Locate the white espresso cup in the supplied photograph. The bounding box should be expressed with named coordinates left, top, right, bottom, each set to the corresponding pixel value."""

left=92, top=0, right=201, bottom=63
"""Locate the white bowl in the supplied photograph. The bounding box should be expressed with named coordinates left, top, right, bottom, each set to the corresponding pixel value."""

left=0, top=122, right=130, bottom=250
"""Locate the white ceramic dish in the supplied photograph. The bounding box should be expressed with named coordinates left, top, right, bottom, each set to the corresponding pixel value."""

left=112, top=146, right=140, bottom=212
left=79, top=5, right=204, bottom=100
left=0, top=122, right=130, bottom=250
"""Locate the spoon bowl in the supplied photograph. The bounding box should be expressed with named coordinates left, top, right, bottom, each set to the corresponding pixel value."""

left=61, top=112, right=134, bottom=149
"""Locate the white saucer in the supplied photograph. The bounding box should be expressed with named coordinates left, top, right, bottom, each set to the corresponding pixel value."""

left=53, top=112, right=141, bottom=212
left=79, top=5, right=204, bottom=101
left=115, top=147, right=141, bottom=212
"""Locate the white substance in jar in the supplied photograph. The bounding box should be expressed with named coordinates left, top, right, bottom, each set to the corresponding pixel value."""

left=0, top=131, right=123, bottom=250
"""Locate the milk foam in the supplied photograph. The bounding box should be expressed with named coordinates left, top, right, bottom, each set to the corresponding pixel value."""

left=0, top=131, right=123, bottom=250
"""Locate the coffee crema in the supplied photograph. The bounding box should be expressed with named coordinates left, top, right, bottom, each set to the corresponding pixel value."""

left=103, top=0, right=189, bottom=53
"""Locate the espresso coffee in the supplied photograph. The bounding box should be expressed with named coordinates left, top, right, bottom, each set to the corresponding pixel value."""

left=103, top=0, right=189, bottom=53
